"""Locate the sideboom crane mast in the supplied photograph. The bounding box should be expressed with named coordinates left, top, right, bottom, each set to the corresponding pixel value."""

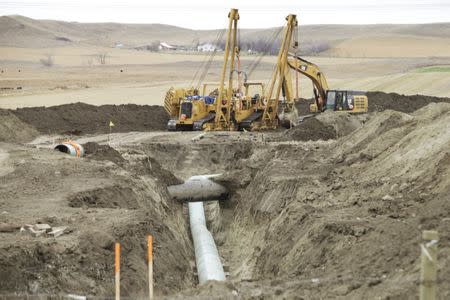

left=211, top=8, right=240, bottom=130
left=260, top=14, right=298, bottom=129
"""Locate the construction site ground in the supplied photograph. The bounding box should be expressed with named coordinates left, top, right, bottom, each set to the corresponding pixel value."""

left=0, top=92, right=449, bottom=299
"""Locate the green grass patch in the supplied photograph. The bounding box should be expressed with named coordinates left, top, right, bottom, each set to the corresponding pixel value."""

left=416, top=66, right=450, bottom=73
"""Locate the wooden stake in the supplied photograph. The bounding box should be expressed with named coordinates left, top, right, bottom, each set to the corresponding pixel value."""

left=115, top=243, right=121, bottom=300
left=420, top=230, right=438, bottom=300
left=148, top=235, right=154, bottom=300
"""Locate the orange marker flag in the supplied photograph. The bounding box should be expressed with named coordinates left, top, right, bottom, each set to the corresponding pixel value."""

left=115, top=243, right=120, bottom=300
left=148, top=235, right=153, bottom=300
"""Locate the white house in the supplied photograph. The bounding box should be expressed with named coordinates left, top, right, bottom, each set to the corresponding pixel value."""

left=197, top=43, right=218, bottom=52
left=159, top=42, right=177, bottom=50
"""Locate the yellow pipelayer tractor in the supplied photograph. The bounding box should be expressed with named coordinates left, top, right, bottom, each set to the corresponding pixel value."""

left=164, top=9, right=299, bottom=131
left=164, top=8, right=271, bottom=131
left=164, top=9, right=368, bottom=131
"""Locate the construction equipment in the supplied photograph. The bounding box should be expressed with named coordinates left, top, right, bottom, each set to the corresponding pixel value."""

left=163, top=9, right=367, bottom=131
left=163, top=10, right=299, bottom=131
left=164, top=8, right=267, bottom=131
left=165, top=85, right=216, bottom=131
left=257, top=14, right=299, bottom=130
left=287, top=56, right=368, bottom=113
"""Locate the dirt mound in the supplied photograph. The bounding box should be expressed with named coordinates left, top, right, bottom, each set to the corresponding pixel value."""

left=11, top=103, right=168, bottom=135
left=315, top=111, right=366, bottom=137
left=0, top=109, right=39, bottom=142
left=285, top=118, right=336, bottom=141
left=295, top=92, right=450, bottom=115
left=83, top=142, right=125, bottom=165
left=68, top=185, right=139, bottom=209
left=367, top=91, right=450, bottom=113
left=219, top=102, right=450, bottom=299
left=0, top=143, right=194, bottom=298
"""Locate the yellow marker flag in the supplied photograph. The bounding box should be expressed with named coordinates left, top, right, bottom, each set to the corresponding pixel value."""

left=109, top=120, right=115, bottom=127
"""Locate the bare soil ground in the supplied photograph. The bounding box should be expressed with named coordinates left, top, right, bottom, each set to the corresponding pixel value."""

left=1, top=52, right=450, bottom=111
left=11, top=103, right=167, bottom=135
left=0, top=92, right=449, bottom=299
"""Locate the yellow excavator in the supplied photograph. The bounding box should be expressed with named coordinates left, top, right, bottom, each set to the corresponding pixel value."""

left=287, top=56, right=368, bottom=113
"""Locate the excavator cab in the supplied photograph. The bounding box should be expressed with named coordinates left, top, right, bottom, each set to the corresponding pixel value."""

left=310, top=90, right=368, bottom=113
left=326, top=90, right=368, bottom=113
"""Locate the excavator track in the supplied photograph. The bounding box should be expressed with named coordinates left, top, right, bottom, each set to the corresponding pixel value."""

left=239, top=111, right=262, bottom=131
left=193, top=113, right=216, bottom=131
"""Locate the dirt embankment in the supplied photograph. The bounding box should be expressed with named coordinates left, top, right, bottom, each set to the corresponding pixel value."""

left=11, top=103, right=168, bottom=135
left=2, top=91, right=449, bottom=143
left=0, top=142, right=193, bottom=298
left=284, top=117, right=337, bottom=141
left=0, top=109, right=39, bottom=143
left=218, top=102, right=450, bottom=299
left=295, top=91, right=450, bottom=115
left=366, top=91, right=450, bottom=113
left=1, top=92, right=450, bottom=299
left=288, top=91, right=450, bottom=142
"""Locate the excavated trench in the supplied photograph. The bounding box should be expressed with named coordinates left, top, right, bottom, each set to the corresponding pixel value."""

left=131, top=102, right=450, bottom=299
left=1, top=92, right=450, bottom=299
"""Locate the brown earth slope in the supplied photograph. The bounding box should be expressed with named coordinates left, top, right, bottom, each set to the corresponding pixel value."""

left=0, top=143, right=193, bottom=298
left=1, top=92, right=450, bottom=299
left=214, top=103, right=450, bottom=299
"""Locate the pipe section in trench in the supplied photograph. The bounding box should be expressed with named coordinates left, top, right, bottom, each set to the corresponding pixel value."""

left=189, top=201, right=226, bottom=284
left=167, top=174, right=228, bottom=202
left=168, top=175, right=227, bottom=284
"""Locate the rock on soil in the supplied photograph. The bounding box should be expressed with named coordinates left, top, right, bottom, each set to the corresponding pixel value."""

left=11, top=103, right=168, bottom=135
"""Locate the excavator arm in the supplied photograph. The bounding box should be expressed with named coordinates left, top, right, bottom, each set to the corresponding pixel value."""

left=287, top=56, right=329, bottom=112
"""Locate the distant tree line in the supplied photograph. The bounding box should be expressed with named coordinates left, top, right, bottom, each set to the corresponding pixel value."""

left=135, top=37, right=331, bottom=56
left=210, top=38, right=330, bottom=56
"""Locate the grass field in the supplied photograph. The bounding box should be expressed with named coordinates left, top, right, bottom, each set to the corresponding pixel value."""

left=416, top=65, right=450, bottom=73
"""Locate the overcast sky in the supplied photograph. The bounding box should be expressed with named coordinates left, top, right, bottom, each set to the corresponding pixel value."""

left=1, top=0, right=449, bottom=29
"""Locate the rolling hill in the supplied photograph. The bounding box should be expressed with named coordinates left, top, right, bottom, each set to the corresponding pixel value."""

left=1, top=15, right=450, bottom=57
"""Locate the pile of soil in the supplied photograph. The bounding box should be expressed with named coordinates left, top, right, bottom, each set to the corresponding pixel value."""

left=295, top=92, right=450, bottom=115
left=68, top=185, right=139, bottom=209
left=0, top=109, right=39, bottom=142
left=285, top=117, right=336, bottom=141
left=367, top=91, right=450, bottom=113
left=315, top=111, right=366, bottom=137
left=83, top=142, right=126, bottom=165
left=11, top=103, right=168, bottom=135
left=220, top=102, right=450, bottom=299
left=0, top=142, right=194, bottom=298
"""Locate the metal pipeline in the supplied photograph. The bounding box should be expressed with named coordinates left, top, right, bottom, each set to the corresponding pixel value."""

left=54, top=141, right=85, bottom=157
left=167, top=174, right=228, bottom=202
left=189, top=201, right=226, bottom=284
left=168, top=175, right=227, bottom=283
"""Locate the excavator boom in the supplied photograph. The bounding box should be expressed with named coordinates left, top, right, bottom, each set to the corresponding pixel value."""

left=287, top=56, right=329, bottom=111
left=287, top=55, right=368, bottom=113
